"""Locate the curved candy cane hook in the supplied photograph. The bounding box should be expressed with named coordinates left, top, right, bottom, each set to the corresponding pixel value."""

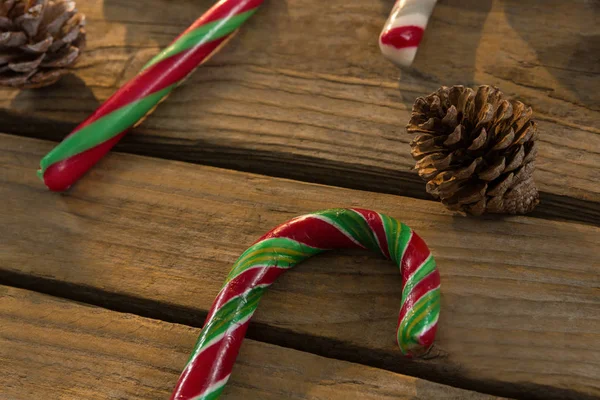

left=379, top=0, right=438, bottom=67
left=171, top=208, right=441, bottom=400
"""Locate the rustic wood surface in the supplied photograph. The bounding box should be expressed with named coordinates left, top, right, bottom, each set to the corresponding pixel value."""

left=0, top=0, right=598, bottom=224
left=1, top=285, right=507, bottom=400
left=2, top=134, right=599, bottom=400
left=1, top=0, right=599, bottom=399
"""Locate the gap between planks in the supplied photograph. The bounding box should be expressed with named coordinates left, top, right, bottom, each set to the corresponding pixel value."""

left=0, top=285, right=508, bottom=400
left=0, top=116, right=598, bottom=228
left=1, top=134, right=599, bottom=400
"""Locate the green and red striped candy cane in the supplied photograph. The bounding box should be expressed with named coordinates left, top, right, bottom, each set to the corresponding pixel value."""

left=171, top=208, right=440, bottom=400
left=37, top=0, right=263, bottom=191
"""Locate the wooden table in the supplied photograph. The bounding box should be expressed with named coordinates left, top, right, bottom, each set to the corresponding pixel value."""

left=1, top=1, right=598, bottom=399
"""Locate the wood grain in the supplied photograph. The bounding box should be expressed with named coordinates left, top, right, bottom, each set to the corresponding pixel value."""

left=1, top=134, right=599, bottom=399
left=0, top=0, right=598, bottom=221
left=1, top=286, right=506, bottom=400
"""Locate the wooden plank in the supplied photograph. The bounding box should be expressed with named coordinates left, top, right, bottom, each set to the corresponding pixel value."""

left=0, top=0, right=598, bottom=222
left=1, top=134, right=599, bottom=400
left=0, top=286, right=505, bottom=400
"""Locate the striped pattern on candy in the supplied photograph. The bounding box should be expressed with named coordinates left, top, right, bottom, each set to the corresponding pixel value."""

left=37, top=0, right=263, bottom=191
left=379, top=0, right=437, bottom=67
left=170, top=208, right=440, bottom=400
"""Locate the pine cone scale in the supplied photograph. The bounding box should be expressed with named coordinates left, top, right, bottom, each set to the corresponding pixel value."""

left=42, top=45, right=78, bottom=67
left=495, top=100, right=513, bottom=122
left=0, top=18, right=12, bottom=30
left=441, top=105, right=458, bottom=126
left=516, top=122, right=536, bottom=145
left=487, top=172, right=513, bottom=197
left=23, top=35, right=52, bottom=52
left=407, top=85, right=540, bottom=215
left=478, top=157, right=505, bottom=181
left=468, top=127, right=487, bottom=150
left=9, top=53, right=42, bottom=71
left=443, top=125, right=463, bottom=146
left=492, top=128, right=514, bottom=151
left=0, top=30, right=26, bottom=46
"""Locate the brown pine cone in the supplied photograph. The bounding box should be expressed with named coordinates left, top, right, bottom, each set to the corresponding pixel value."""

left=0, top=0, right=86, bottom=89
left=407, top=85, right=539, bottom=215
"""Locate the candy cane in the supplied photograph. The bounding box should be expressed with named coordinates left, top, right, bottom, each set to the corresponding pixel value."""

left=379, top=0, right=437, bottom=67
left=37, top=0, right=264, bottom=192
left=171, top=208, right=441, bottom=400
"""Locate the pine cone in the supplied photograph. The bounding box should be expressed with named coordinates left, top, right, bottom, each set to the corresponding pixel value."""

left=0, top=0, right=85, bottom=89
left=407, top=85, right=539, bottom=215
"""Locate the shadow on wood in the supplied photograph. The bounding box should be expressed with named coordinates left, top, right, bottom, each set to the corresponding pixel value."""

left=9, top=74, right=99, bottom=128
left=409, top=0, right=494, bottom=88
left=503, top=0, right=600, bottom=109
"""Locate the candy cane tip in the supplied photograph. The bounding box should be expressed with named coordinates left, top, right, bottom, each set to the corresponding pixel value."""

left=38, top=165, right=72, bottom=192
left=379, top=0, right=435, bottom=68
left=398, top=340, right=432, bottom=358
left=379, top=43, right=418, bottom=68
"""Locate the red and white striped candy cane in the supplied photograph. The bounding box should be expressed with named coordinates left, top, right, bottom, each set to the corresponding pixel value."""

left=379, top=0, right=437, bottom=67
